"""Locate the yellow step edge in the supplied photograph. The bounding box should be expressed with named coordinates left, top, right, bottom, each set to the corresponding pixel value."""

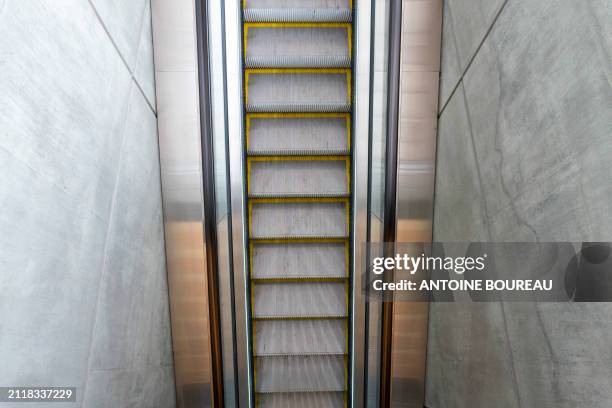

left=251, top=277, right=348, bottom=283
left=252, top=315, right=348, bottom=321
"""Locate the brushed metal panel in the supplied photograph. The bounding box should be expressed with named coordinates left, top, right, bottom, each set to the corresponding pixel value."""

left=390, top=1, right=442, bottom=407
left=152, top=0, right=213, bottom=406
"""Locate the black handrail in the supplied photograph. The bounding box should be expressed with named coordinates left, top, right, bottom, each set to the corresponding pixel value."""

left=194, top=0, right=224, bottom=406
left=380, top=0, right=403, bottom=406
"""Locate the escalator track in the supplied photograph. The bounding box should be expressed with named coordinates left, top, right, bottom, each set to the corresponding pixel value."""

left=241, top=1, right=354, bottom=406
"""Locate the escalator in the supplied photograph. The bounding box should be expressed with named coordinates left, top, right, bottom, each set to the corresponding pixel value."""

left=241, top=1, right=354, bottom=406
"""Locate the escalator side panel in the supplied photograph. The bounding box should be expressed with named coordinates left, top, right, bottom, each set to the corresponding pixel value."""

left=257, top=392, right=345, bottom=408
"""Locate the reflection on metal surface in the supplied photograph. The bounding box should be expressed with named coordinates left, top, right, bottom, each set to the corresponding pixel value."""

left=194, top=0, right=224, bottom=404
left=367, top=0, right=390, bottom=405
left=224, top=0, right=252, bottom=406
left=380, top=0, right=403, bottom=405
left=353, top=0, right=373, bottom=406
left=207, top=0, right=238, bottom=405
left=152, top=0, right=214, bottom=405
left=390, top=0, right=442, bottom=407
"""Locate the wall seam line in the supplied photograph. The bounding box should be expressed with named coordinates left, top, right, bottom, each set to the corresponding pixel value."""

left=80, top=86, right=135, bottom=408
left=87, top=0, right=157, bottom=115
left=460, top=39, right=525, bottom=408
left=438, top=0, right=509, bottom=118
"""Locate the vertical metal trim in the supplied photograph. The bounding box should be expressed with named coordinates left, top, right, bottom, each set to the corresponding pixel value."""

left=380, top=0, right=402, bottom=407
left=194, top=1, right=224, bottom=406
left=352, top=0, right=374, bottom=407
left=207, top=0, right=238, bottom=407
left=225, top=0, right=252, bottom=406
left=363, top=0, right=378, bottom=405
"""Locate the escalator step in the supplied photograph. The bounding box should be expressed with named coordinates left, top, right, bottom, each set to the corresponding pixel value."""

left=257, top=392, right=344, bottom=408
left=249, top=159, right=348, bottom=196
left=247, top=116, right=349, bottom=153
left=255, top=355, right=346, bottom=393
left=253, top=282, right=347, bottom=318
left=250, top=200, right=348, bottom=238
left=246, top=103, right=351, bottom=113
left=251, top=241, right=346, bottom=279
left=258, top=392, right=345, bottom=408
left=244, top=8, right=352, bottom=23
left=250, top=234, right=348, bottom=240
left=254, top=320, right=346, bottom=356
left=245, top=56, right=351, bottom=69
left=249, top=192, right=350, bottom=199
left=252, top=315, right=347, bottom=321
left=247, top=148, right=349, bottom=156
left=245, top=26, right=349, bottom=61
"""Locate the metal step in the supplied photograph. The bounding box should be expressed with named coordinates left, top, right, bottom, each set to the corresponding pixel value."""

left=257, top=391, right=345, bottom=408
left=246, top=103, right=351, bottom=113
left=247, top=148, right=350, bottom=156
left=244, top=8, right=352, bottom=23
left=255, top=355, right=346, bottom=393
left=248, top=192, right=350, bottom=199
left=250, top=233, right=349, bottom=240
left=245, top=56, right=351, bottom=69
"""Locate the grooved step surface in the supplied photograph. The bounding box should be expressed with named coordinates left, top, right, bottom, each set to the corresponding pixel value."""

left=254, top=320, right=347, bottom=355
left=246, top=103, right=351, bottom=113
left=255, top=355, right=346, bottom=393
left=249, top=159, right=348, bottom=195
left=251, top=242, right=346, bottom=279
left=253, top=282, right=347, bottom=318
left=246, top=27, right=350, bottom=61
left=245, top=0, right=350, bottom=8
left=246, top=73, right=349, bottom=107
left=248, top=116, right=349, bottom=152
left=245, top=56, right=351, bottom=68
left=250, top=201, right=347, bottom=238
left=249, top=192, right=350, bottom=199
left=248, top=148, right=350, bottom=156
left=244, top=8, right=352, bottom=23
left=257, top=392, right=344, bottom=408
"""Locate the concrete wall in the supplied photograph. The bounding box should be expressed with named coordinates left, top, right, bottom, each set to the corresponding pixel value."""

left=428, top=0, right=612, bottom=407
left=0, top=1, right=175, bottom=407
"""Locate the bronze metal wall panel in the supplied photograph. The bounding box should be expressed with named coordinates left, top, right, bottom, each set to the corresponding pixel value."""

left=152, top=0, right=214, bottom=406
left=390, top=1, right=442, bottom=407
